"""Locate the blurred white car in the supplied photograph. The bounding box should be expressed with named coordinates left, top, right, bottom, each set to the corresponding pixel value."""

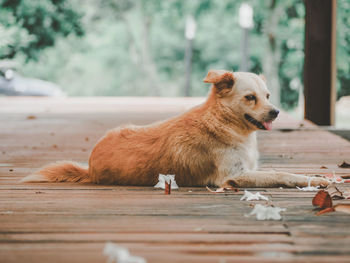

left=0, top=61, right=64, bottom=97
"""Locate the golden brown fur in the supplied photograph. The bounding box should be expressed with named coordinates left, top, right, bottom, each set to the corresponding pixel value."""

left=88, top=90, right=243, bottom=186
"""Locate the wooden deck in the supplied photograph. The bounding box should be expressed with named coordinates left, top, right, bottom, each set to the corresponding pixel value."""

left=1, top=97, right=350, bottom=263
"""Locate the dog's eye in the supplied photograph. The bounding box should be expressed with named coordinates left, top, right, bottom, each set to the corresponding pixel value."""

left=245, top=95, right=256, bottom=101
left=266, top=94, right=270, bottom=99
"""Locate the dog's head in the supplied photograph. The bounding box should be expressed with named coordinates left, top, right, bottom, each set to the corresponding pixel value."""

left=204, top=70, right=279, bottom=131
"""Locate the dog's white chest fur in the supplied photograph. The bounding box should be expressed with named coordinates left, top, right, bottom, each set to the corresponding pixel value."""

left=212, top=132, right=259, bottom=185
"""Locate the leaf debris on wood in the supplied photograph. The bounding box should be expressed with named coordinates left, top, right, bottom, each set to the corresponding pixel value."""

left=103, top=242, right=146, bottom=263
left=312, top=190, right=333, bottom=209
left=248, top=204, right=286, bottom=221
left=338, top=161, right=350, bottom=168
left=154, top=174, right=178, bottom=190
left=325, top=183, right=350, bottom=199
left=240, top=190, right=268, bottom=201
left=313, top=186, right=350, bottom=215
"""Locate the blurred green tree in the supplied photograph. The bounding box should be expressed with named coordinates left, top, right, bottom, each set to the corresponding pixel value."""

left=9, top=0, right=349, bottom=109
left=337, top=0, right=350, bottom=99
left=0, top=0, right=83, bottom=60
left=252, top=0, right=305, bottom=109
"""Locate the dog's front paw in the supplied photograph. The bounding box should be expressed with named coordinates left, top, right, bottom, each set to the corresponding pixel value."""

left=309, top=177, right=330, bottom=188
left=281, top=173, right=330, bottom=188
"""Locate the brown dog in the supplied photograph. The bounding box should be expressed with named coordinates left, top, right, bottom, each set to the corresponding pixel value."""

left=21, top=70, right=329, bottom=188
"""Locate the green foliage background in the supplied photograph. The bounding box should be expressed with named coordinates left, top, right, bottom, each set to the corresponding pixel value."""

left=1, top=0, right=349, bottom=110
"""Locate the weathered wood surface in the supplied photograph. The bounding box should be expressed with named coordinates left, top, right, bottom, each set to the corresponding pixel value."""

left=1, top=97, right=350, bottom=263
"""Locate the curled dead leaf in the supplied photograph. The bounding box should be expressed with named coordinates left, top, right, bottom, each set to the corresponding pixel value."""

left=325, top=183, right=350, bottom=199
left=312, top=190, right=333, bottom=208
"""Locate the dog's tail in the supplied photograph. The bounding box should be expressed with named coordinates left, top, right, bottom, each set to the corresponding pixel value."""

left=20, top=161, right=91, bottom=183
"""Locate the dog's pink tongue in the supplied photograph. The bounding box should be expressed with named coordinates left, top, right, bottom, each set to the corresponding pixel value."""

left=263, top=121, right=273, bottom=130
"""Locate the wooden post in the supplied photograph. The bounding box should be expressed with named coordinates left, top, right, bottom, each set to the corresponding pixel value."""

left=304, top=0, right=337, bottom=126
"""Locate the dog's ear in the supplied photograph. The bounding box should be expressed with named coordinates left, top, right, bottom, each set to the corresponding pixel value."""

left=203, top=70, right=235, bottom=95
left=259, top=74, right=267, bottom=83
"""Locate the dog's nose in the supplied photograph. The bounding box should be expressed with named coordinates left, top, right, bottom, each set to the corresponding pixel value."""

left=269, top=109, right=280, bottom=118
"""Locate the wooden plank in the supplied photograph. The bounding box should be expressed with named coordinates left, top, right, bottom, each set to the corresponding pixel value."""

left=304, top=0, right=337, bottom=125
left=1, top=97, right=350, bottom=263
left=1, top=242, right=350, bottom=263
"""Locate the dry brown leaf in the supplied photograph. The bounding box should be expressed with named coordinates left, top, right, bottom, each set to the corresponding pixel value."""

left=335, top=185, right=350, bottom=199
left=206, top=186, right=238, bottom=193
left=338, top=161, right=350, bottom=168
left=326, top=183, right=350, bottom=199
left=312, top=190, right=333, bottom=208
left=326, top=184, right=343, bottom=199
